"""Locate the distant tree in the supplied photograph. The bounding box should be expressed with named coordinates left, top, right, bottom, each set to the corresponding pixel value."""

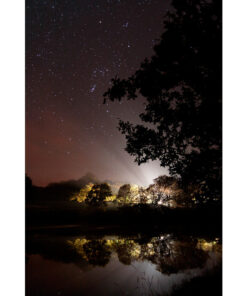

left=151, top=175, right=203, bottom=207
left=154, top=175, right=178, bottom=189
left=144, top=175, right=185, bottom=206
left=104, top=194, right=117, bottom=202
left=100, top=183, right=113, bottom=200
left=70, top=183, right=93, bottom=203
left=45, top=173, right=98, bottom=202
left=26, top=174, right=32, bottom=188
left=117, top=184, right=140, bottom=203
left=104, top=0, right=222, bottom=203
left=138, top=187, right=149, bottom=204
left=25, top=174, right=33, bottom=201
left=117, top=184, right=131, bottom=203
left=129, top=185, right=140, bottom=203
left=86, top=183, right=112, bottom=206
left=145, top=184, right=172, bottom=206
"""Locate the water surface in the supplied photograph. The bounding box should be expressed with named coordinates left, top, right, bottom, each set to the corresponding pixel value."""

left=26, top=230, right=222, bottom=296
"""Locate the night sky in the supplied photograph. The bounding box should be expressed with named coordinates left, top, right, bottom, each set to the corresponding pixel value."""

left=26, top=0, right=171, bottom=187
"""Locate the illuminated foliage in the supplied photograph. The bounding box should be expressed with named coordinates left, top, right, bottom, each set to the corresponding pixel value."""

left=129, top=184, right=140, bottom=203
left=105, top=194, right=117, bottom=202
left=196, top=238, right=222, bottom=252
left=117, top=184, right=132, bottom=203
left=67, top=235, right=221, bottom=273
left=70, top=183, right=93, bottom=203
left=117, top=184, right=140, bottom=204
left=138, top=187, right=149, bottom=204
left=70, top=182, right=114, bottom=205
left=147, top=175, right=183, bottom=206
left=112, top=239, right=141, bottom=265
left=69, top=175, right=214, bottom=208
left=86, top=183, right=112, bottom=206
left=68, top=238, right=111, bottom=266
left=82, top=240, right=111, bottom=266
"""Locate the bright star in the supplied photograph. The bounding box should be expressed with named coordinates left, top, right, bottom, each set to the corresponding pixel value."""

left=90, top=84, right=96, bottom=93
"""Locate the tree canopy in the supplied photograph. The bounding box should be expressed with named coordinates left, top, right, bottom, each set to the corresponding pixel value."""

left=117, top=184, right=132, bottom=203
left=86, top=183, right=112, bottom=206
left=104, top=0, right=222, bottom=201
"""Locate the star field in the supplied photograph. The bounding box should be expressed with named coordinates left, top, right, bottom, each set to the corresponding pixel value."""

left=26, top=0, right=170, bottom=186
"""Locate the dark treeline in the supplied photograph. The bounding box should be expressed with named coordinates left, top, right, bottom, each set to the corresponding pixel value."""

left=26, top=173, right=221, bottom=208
left=26, top=173, right=98, bottom=203
left=26, top=173, right=221, bottom=231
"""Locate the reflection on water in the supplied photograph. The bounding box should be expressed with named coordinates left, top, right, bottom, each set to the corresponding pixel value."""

left=26, top=232, right=222, bottom=296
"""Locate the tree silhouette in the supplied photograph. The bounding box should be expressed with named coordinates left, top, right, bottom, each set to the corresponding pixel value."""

left=25, top=174, right=33, bottom=201
left=138, top=187, right=148, bottom=204
left=104, top=0, right=222, bottom=202
left=86, top=183, right=112, bottom=206
left=117, top=184, right=132, bottom=203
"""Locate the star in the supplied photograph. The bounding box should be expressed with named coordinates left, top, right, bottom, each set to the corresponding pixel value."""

left=90, top=84, right=96, bottom=93
left=122, top=22, right=129, bottom=28
left=26, top=0, right=170, bottom=187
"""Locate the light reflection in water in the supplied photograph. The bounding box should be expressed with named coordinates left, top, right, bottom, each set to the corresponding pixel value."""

left=26, top=234, right=222, bottom=296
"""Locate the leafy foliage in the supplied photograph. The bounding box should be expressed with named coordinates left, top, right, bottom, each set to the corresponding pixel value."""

left=70, top=183, right=93, bottom=203
left=104, top=0, right=222, bottom=202
left=67, top=235, right=219, bottom=274
left=117, top=184, right=132, bottom=203
left=117, top=184, right=139, bottom=203
left=85, top=183, right=112, bottom=206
